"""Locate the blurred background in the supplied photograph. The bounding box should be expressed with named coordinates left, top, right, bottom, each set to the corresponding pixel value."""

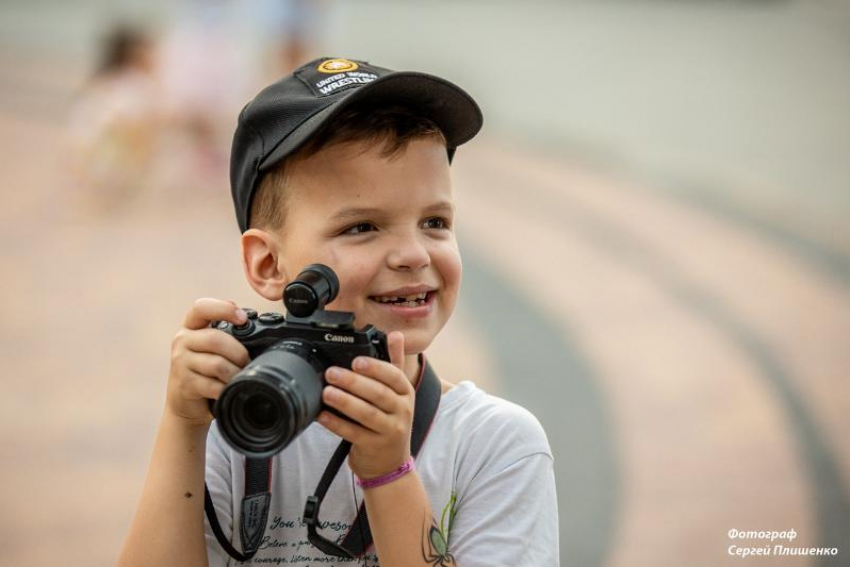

left=1, top=0, right=848, bottom=565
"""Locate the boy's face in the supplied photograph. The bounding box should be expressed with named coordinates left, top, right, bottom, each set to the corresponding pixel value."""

left=260, top=136, right=460, bottom=356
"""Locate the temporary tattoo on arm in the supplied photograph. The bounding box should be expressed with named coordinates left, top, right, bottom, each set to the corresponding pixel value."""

left=440, top=492, right=458, bottom=539
left=421, top=514, right=457, bottom=567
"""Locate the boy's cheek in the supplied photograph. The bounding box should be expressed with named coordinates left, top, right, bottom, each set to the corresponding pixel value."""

left=330, top=273, right=373, bottom=312
left=309, top=251, right=371, bottom=306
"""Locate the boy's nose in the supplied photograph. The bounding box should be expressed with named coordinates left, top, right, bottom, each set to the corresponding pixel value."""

left=387, top=232, right=430, bottom=271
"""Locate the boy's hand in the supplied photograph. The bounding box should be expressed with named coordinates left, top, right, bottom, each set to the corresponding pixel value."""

left=166, top=298, right=251, bottom=427
left=317, top=331, right=414, bottom=480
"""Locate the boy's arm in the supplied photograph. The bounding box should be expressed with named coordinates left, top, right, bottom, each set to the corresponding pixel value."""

left=117, top=413, right=210, bottom=567
left=318, top=332, right=457, bottom=567
left=117, top=299, right=250, bottom=567
left=322, top=341, right=558, bottom=565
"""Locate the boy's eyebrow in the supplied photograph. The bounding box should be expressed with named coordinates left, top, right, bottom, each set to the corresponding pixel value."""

left=328, top=200, right=455, bottom=221
left=423, top=201, right=456, bottom=214
left=328, top=207, right=384, bottom=221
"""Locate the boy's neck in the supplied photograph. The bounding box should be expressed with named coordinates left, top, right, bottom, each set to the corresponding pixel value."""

left=404, top=352, right=453, bottom=394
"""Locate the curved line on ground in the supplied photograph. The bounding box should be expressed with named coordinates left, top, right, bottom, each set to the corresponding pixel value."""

left=513, top=141, right=850, bottom=287
left=657, top=184, right=850, bottom=288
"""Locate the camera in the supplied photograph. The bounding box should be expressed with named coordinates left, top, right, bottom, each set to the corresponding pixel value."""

left=211, top=264, right=389, bottom=457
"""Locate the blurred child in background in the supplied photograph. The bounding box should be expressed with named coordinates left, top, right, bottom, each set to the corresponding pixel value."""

left=66, top=24, right=161, bottom=212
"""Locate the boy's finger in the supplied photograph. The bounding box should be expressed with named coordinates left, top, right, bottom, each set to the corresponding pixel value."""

left=184, top=328, right=250, bottom=367
left=187, top=371, right=226, bottom=401
left=325, top=366, right=399, bottom=413
left=351, top=355, right=411, bottom=396
left=387, top=331, right=405, bottom=372
left=323, top=386, right=388, bottom=433
left=184, top=298, right=247, bottom=331
left=317, top=411, right=368, bottom=445
left=185, top=352, right=242, bottom=384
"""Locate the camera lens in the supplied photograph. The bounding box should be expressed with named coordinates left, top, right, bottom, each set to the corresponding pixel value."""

left=244, top=395, right=280, bottom=431
left=214, top=340, right=325, bottom=458
left=227, top=381, right=292, bottom=449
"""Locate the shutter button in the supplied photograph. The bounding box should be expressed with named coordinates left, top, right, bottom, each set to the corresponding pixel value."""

left=259, top=312, right=284, bottom=324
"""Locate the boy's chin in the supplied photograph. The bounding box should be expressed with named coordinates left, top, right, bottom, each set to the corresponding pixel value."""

left=403, top=343, right=428, bottom=357
left=400, top=330, right=438, bottom=357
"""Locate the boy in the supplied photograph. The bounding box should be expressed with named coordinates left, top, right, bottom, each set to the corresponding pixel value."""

left=119, top=57, right=558, bottom=566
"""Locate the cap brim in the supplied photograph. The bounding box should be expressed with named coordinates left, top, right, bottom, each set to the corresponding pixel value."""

left=258, top=71, right=483, bottom=173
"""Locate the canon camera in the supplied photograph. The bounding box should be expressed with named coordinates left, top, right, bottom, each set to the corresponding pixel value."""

left=211, top=264, right=389, bottom=457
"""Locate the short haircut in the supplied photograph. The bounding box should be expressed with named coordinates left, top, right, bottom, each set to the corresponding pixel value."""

left=248, top=104, right=447, bottom=231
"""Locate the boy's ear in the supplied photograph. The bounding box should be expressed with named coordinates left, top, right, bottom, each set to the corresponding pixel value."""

left=241, top=228, right=290, bottom=302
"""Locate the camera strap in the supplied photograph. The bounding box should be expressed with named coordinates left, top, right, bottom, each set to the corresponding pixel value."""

left=204, top=355, right=442, bottom=561
left=204, top=457, right=272, bottom=562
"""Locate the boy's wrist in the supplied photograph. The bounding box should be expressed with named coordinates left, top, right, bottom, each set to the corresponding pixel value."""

left=161, top=406, right=214, bottom=434
left=361, top=465, right=421, bottom=499
left=356, top=457, right=415, bottom=489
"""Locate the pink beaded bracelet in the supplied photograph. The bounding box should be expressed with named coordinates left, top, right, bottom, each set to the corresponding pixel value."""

left=355, top=457, right=415, bottom=489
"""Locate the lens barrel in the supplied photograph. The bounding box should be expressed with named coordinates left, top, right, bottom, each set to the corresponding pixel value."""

left=214, top=341, right=324, bottom=457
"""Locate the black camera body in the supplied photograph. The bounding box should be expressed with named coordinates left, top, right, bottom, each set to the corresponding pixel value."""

left=214, top=309, right=388, bottom=365
left=211, top=265, right=389, bottom=457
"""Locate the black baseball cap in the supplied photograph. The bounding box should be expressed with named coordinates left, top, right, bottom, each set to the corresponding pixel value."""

left=230, top=57, right=484, bottom=232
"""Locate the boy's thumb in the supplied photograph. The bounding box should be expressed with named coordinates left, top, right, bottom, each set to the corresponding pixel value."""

left=387, top=331, right=405, bottom=370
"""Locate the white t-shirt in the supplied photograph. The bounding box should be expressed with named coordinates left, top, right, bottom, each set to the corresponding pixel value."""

left=205, top=380, right=559, bottom=566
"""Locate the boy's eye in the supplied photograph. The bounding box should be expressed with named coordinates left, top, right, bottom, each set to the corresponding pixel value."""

left=422, top=217, right=449, bottom=230
left=342, top=222, right=377, bottom=235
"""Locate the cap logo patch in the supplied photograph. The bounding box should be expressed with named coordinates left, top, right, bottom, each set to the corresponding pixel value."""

left=296, top=58, right=381, bottom=98
left=317, top=59, right=358, bottom=73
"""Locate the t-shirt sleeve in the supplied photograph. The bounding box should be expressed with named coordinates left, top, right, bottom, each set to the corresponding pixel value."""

left=204, top=423, right=235, bottom=567
left=448, top=402, right=560, bottom=566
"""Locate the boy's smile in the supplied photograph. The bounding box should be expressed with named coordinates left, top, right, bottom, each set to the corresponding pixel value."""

left=242, top=136, right=461, bottom=367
